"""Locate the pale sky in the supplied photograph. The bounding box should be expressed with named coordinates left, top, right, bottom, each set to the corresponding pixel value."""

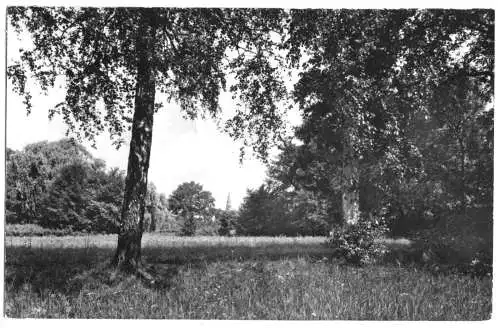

left=5, top=23, right=302, bottom=209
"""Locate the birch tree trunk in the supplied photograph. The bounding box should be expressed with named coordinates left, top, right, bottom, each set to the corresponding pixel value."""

left=113, top=13, right=156, bottom=271
left=342, top=130, right=360, bottom=226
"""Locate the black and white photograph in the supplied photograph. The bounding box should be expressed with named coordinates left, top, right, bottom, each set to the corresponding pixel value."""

left=1, top=1, right=495, bottom=321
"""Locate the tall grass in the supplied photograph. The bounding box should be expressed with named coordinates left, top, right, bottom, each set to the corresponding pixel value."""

left=6, top=234, right=325, bottom=248
left=4, top=234, right=492, bottom=320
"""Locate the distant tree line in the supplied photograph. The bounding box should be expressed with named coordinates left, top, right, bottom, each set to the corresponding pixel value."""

left=6, top=111, right=493, bottom=240
left=5, top=139, right=236, bottom=236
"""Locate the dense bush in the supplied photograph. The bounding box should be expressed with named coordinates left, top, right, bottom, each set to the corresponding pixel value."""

left=410, top=207, right=493, bottom=276
left=376, top=207, right=493, bottom=276
left=196, top=219, right=219, bottom=236
left=156, top=213, right=182, bottom=234
left=328, top=216, right=389, bottom=265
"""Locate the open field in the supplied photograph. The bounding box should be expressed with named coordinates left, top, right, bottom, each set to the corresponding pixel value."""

left=4, top=234, right=492, bottom=320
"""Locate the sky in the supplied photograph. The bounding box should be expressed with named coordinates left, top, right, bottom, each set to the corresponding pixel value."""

left=5, top=24, right=302, bottom=209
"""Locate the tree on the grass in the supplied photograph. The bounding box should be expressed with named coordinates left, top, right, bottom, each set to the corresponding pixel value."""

left=167, top=181, right=216, bottom=236
left=286, top=9, right=494, bottom=226
left=237, top=185, right=275, bottom=236
left=287, top=10, right=414, bottom=225
left=8, top=8, right=287, bottom=274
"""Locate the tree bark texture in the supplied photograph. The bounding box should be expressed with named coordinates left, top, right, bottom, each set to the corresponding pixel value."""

left=459, top=136, right=467, bottom=211
left=113, top=13, right=157, bottom=270
left=341, top=130, right=360, bottom=226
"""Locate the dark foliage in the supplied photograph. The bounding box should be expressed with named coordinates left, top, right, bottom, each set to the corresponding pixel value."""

left=168, top=181, right=216, bottom=236
left=5, top=139, right=167, bottom=234
left=237, top=185, right=336, bottom=236
left=216, top=209, right=238, bottom=236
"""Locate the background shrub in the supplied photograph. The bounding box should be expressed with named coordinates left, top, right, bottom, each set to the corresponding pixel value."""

left=410, top=207, right=493, bottom=275
left=5, top=224, right=76, bottom=237
left=378, top=207, right=492, bottom=276
left=328, top=216, right=389, bottom=265
left=218, top=210, right=238, bottom=236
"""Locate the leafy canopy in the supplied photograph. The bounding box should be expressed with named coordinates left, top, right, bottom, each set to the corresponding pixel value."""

left=8, top=8, right=288, bottom=157
left=287, top=9, right=493, bottom=155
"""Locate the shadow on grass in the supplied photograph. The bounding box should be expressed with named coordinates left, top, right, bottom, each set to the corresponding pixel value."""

left=5, top=241, right=333, bottom=296
left=5, top=246, right=112, bottom=296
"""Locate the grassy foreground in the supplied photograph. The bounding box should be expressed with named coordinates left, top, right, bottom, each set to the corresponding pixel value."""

left=4, top=234, right=492, bottom=320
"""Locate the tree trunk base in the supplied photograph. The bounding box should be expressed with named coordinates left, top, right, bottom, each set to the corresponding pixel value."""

left=110, top=231, right=157, bottom=286
left=109, top=259, right=157, bottom=287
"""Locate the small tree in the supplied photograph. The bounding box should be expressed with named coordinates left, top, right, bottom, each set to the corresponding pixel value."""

left=168, top=181, right=215, bottom=236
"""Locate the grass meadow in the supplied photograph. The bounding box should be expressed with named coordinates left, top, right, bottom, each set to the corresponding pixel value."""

left=4, top=234, right=492, bottom=320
